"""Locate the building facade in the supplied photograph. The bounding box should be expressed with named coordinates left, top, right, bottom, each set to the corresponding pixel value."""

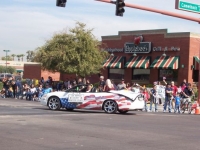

left=101, top=29, right=200, bottom=85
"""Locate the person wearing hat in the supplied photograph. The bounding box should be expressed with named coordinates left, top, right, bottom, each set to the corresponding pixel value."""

left=117, top=79, right=126, bottom=90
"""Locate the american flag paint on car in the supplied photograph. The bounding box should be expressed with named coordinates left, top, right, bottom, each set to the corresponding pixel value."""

left=40, top=84, right=145, bottom=114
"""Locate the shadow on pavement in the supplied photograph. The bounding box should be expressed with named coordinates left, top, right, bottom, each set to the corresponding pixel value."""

left=32, top=107, right=137, bottom=115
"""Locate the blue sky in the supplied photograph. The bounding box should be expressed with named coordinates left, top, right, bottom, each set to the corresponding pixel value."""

left=0, top=0, right=199, bottom=60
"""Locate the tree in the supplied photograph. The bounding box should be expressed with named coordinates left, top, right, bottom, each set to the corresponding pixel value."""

left=0, top=66, right=15, bottom=74
left=16, top=55, right=21, bottom=61
left=11, top=54, right=16, bottom=61
left=1, top=56, right=12, bottom=61
left=33, top=22, right=108, bottom=77
left=20, top=54, right=25, bottom=62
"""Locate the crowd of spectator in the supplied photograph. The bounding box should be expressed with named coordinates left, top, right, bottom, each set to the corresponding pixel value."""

left=0, top=75, right=195, bottom=114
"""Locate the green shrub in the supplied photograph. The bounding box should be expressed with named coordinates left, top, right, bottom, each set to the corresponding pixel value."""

left=146, top=84, right=153, bottom=88
left=93, top=82, right=99, bottom=88
left=0, top=82, right=3, bottom=90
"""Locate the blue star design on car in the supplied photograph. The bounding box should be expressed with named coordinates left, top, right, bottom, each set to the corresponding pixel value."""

left=60, top=98, right=76, bottom=109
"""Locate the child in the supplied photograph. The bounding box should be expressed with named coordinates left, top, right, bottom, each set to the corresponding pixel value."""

left=0, top=88, right=6, bottom=98
left=143, top=88, right=150, bottom=112
left=174, top=93, right=181, bottom=113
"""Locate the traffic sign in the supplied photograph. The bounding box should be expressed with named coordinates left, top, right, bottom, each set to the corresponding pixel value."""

left=175, top=0, right=200, bottom=14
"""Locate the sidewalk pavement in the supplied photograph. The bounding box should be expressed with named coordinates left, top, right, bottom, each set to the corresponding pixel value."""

left=147, top=104, right=163, bottom=111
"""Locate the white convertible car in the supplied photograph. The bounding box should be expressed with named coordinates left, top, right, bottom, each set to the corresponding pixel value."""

left=40, top=84, right=145, bottom=114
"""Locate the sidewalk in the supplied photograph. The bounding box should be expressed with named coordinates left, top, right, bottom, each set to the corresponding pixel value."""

left=147, top=104, right=163, bottom=111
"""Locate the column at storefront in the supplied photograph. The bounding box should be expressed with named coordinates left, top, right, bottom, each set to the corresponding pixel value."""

left=124, top=68, right=132, bottom=83
left=149, top=69, right=158, bottom=84
left=192, top=56, right=199, bottom=82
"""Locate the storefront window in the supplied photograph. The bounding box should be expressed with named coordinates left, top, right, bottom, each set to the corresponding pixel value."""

left=159, top=69, right=178, bottom=81
left=109, top=69, right=124, bottom=80
left=132, top=69, right=150, bottom=81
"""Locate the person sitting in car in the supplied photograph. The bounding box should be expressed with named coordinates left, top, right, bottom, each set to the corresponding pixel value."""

left=86, top=84, right=95, bottom=92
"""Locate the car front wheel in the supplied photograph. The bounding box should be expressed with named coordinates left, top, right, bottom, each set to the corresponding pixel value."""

left=48, top=96, right=61, bottom=110
left=103, top=100, right=118, bottom=114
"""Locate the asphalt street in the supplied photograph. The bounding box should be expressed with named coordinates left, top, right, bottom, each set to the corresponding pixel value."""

left=0, top=98, right=200, bottom=150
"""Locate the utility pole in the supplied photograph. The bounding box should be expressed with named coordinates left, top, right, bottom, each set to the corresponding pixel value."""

left=3, top=50, right=10, bottom=73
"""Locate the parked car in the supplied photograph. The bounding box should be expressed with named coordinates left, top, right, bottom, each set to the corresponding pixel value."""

left=0, top=73, right=13, bottom=81
left=40, top=84, right=145, bottom=114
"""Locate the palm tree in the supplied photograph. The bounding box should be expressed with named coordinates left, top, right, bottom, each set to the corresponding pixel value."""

left=26, top=50, right=31, bottom=62
left=20, top=54, right=25, bottom=62
left=26, top=50, right=34, bottom=62
left=16, top=55, right=21, bottom=62
left=11, top=54, right=16, bottom=61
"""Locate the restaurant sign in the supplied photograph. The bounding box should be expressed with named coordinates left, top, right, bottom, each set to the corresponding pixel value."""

left=124, top=42, right=151, bottom=53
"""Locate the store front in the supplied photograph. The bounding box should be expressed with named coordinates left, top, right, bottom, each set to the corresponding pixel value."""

left=101, top=29, right=200, bottom=85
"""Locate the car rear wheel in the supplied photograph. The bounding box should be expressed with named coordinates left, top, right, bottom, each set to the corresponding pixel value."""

left=103, top=100, right=118, bottom=114
left=48, top=96, right=61, bottom=110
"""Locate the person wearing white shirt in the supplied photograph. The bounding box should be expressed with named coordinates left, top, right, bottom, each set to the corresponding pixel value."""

left=27, top=84, right=37, bottom=101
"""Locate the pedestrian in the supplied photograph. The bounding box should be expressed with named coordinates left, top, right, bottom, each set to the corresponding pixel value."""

left=143, top=88, right=150, bottom=112
left=163, top=83, right=173, bottom=113
left=16, top=79, right=22, bottom=99
left=11, top=81, right=17, bottom=99
left=174, top=93, right=181, bottom=113
left=149, top=85, right=158, bottom=112
left=170, top=81, right=178, bottom=109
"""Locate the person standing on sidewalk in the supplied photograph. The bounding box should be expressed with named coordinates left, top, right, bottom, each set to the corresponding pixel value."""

left=163, top=83, right=173, bottom=113
left=174, top=93, right=181, bottom=113
left=170, top=81, right=178, bottom=109
left=149, top=85, right=158, bottom=112
left=143, top=88, right=150, bottom=112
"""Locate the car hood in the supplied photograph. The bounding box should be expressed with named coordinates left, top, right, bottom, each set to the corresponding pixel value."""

left=46, top=91, right=67, bottom=98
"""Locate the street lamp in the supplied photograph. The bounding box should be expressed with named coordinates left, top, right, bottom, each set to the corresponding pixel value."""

left=3, top=50, right=10, bottom=73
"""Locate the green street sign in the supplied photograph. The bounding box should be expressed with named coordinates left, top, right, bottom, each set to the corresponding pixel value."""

left=175, top=0, right=200, bottom=14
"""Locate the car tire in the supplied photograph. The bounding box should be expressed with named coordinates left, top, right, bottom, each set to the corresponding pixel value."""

left=103, top=100, right=118, bottom=114
left=118, top=110, right=129, bottom=114
left=48, top=96, right=61, bottom=110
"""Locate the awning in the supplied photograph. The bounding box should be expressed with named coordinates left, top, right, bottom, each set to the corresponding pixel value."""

left=150, top=56, right=179, bottom=69
left=194, top=56, right=199, bottom=70
left=125, top=56, right=150, bottom=69
left=16, top=69, right=23, bottom=72
left=103, top=56, right=124, bottom=68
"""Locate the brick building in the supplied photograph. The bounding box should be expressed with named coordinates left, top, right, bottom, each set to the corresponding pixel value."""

left=23, top=29, right=200, bottom=85
left=101, top=29, right=200, bottom=85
